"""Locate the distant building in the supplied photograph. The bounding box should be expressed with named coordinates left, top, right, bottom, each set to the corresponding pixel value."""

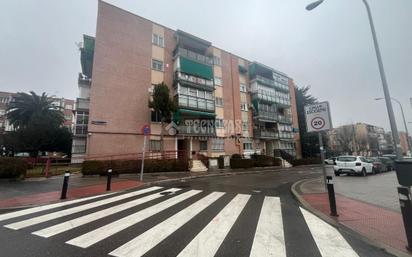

left=0, top=91, right=15, bottom=133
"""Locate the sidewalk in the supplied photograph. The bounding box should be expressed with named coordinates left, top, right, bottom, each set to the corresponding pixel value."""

left=293, top=177, right=411, bottom=256
left=0, top=166, right=281, bottom=209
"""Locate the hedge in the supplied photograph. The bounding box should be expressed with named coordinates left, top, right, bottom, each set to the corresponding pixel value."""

left=0, top=157, right=28, bottom=178
left=230, top=158, right=254, bottom=169
left=82, top=159, right=189, bottom=175
left=290, top=157, right=321, bottom=166
left=251, top=154, right=282, bottom=167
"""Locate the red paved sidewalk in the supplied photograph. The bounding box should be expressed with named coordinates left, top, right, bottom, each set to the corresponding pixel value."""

left=0, top=180, right=143, bottom=209
left=303, top=193, right=410, bottom=255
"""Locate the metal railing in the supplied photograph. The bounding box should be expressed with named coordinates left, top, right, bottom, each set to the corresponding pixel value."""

left=173, top=47, right=213, bottom=65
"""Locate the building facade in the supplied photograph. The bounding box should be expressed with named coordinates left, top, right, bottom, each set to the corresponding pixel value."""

left=399, top=131, right=411, bottom=156
left=80, top=2, right=302, bottom=160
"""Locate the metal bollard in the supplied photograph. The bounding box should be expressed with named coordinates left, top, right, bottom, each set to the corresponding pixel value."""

left=60, top=171, right=70, bottom=199
left=326, top=176, right=338, bottom=216
left=398, top=186, right=412, bottom=252
left=106, top=169, right=112, bottom=191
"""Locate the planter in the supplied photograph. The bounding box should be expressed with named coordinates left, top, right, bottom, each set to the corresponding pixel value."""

left=395, top=160, right=412, bottom=186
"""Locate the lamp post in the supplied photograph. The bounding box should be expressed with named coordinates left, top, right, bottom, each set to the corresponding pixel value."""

left=376, top=97, right=412, bottom=156
left=306, top=0, right=403, bottom=160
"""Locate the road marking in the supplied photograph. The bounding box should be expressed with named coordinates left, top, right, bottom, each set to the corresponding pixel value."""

left=300, top=207, right=360, bottom=257
left=32, top=188, right=181, bottom=238
left=4, top=186, right=162, bottom=230
left=250, top=196, right=285, bottom=257
left=0, top=193, right=114, bottom=222
left=109, top=191, right=225, bottom=257
left=66, top=189, right=202, bottom=248
left=177, top=194, right=250, bottom=257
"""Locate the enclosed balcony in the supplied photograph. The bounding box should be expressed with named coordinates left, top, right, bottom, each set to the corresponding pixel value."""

left=278, top=115, right=292, bottom=124
left=76, top=98, right=90, bottom=111
left=175, top=71, right=214, bottom=91
left=251, top=86, right=291, bottom=106
left=253, top=129, right=279, bottom=139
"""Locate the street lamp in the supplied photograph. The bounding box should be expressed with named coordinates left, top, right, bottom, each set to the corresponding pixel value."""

left=306, top=0, right=403, bottom=160
left=376, top=97, right=412, bottom=156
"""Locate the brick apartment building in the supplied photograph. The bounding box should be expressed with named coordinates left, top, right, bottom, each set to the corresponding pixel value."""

left=75, top=1, right=302, bottom=162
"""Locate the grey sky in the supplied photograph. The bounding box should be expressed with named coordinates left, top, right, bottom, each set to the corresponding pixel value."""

left=0, top=0, right=411, bottom=132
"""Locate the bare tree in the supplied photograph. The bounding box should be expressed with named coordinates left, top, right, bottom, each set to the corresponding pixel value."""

left=335, top=125, right=356, bottom=155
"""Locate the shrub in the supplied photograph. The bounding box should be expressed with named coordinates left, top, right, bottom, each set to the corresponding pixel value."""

left=231, top=153, right=242, bottom=159
left=0, top=157, right=28, bottom=178
left=230, top=158, right=253, bottom=169
left=218, top=155, right=225, bottom=169
left=82, top=158, right=189, bottom=175
left=290, top=157, right=321, bottom=166
left=251, top=154, right=276, bottom=167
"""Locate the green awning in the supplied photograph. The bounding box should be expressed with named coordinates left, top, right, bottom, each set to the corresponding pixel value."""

left=178, top=109, right=216, bottom=117
left=179, top=57, right=213, bottom=80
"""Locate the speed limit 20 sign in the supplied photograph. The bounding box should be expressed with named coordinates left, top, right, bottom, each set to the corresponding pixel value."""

left=304, top=102, right=332, bottom=132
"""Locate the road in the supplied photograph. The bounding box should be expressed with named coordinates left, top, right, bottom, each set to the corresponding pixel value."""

left=0, top=166, right=394, bottom=257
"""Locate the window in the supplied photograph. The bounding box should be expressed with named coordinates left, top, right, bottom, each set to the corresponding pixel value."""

left=200, top=141, right=208, bottom=151
left=212, top=138, right=224, bottom=151
left=151, top=110, right=162, bottom=122
left=213, top=56, right=221, bottom=66
left=243, top=142, right=253, bottom=151
left=150, top=140, right=161, bottom=152
left=242, top=121, right=248, bottom=131
left=214, top=77, right=222, bottom=86
left=152, top=33, right=164, bottom=47
left=215, top=119, right=224, bottom=128
left=240, top=103, right=248, bottom=111
left=65, top=104, right=73, bottom=110
left=205, top=91, right=213, bottom=100
left=215, top=97, right=224, bottom=107
left=197, top=90, right=205, bottom=99
left=240, top=83, right=247, bottom=92
left=189, top=88, right=197, bottom=97
left=152, top=59, right=163, bottom=71
left=179, top=85, right=188, bottom=95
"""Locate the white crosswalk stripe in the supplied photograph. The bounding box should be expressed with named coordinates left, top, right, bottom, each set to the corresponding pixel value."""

left=177, top=194, right=250, bottom=257
left=1, top=188, right=363, bottom=257
left=250, top=196, right=285, bottom=257
left=0, top=192, right=114, bottom=222
left=66, top=189, right=202, bottom=248
left=300, top=207, right=360, bottom=257
left=4, top=186, right=162, bottom=230
left=109, top=191, right=225, bottom=257
left=32, top=188, right=181, bottom=238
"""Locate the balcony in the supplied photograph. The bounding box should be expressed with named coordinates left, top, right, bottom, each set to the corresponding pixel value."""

left=253, top=129, right=279, bottom=139
left=278, top=115, right=292, bottom=124
left=177, top=95, right=215, bottom=113
left=175, top=72, right=214, bottom=91
left=251, top=91, right=291, bottom=106
left=279, top=131, right=294, bottom=140
left=253, top=75, right=289, bottom=93
left=174, top=47, right=213, bottom=66
left=254, top=110, right=278, bottom=122
left=76, top=98, right=90, bottom=110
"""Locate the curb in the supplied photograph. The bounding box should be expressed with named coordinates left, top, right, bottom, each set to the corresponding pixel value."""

left=0, top=167, right=282, bottom=212
left=291, top=177, right=411, bottom=257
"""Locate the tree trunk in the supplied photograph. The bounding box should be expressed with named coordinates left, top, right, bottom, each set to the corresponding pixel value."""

left=160, top=118, right=164, bottom=159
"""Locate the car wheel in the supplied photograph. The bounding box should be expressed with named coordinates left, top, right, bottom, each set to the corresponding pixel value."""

left=335, top=172, right=340, bottom=176
left=362, top=168, right=367, bottom=177
left=372, top=168, right=376, bottom=175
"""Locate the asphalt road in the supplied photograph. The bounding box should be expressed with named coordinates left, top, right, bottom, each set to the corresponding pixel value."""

left=0, top=166, right=395, bottom=257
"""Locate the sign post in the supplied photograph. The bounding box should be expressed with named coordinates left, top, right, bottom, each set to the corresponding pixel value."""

left=304, top=101, right=333, bottom=189
left=140, top=124, right=150, bottom=181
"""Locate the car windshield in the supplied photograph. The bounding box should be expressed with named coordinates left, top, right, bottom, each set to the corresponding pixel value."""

left=337, top=156, right=356, bottom=162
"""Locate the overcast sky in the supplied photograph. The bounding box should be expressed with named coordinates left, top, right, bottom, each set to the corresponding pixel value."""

left=1, top=0, right=411, bottom=132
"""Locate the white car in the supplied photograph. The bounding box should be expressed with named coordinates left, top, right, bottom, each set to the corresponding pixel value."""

left=333, top=156, right=373, bottom=176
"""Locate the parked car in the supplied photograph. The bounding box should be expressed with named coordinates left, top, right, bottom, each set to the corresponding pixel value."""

left=382, top=154, right=398, bottom=161
left=370, top=157, right=387, bottom=173
left=378, top=157, right=395, bottom=171
left=324, top=157, right=336, bottom=165
left=333, top=156, right=373, bottom=176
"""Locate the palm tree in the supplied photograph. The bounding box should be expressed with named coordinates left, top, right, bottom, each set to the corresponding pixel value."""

left=6, top=91, right=64, bottom=129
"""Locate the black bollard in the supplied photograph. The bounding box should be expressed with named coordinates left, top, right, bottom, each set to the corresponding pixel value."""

left=326, top=175, right=338, bottom=216
left=106, top=169, right=112, bottom=191
left=60, top=171, right=70, bottom=199
left=398, top=186, right=412, bottom=252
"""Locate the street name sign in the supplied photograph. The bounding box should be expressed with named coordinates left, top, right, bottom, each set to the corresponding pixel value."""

left=304, top=102, right=332, bottom=132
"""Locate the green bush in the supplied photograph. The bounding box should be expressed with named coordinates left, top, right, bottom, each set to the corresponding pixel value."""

left=251, top=154, right=276, bottom=167
left=82, top=158, right=189, bottom=175
left=290, top=157, right=321, bottom=166
left=230, top=158, right=254, bottom=169
left=0, top=157, right=28, bottom=178
left=231, top=153, right=242, bottom=159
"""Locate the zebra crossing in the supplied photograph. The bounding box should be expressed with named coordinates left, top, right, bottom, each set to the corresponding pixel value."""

left=0, top=186, right=361, bottom=257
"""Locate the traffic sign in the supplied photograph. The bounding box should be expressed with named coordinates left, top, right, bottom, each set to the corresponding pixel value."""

left=304, top=102, right=332, bottom=132
left=141, top=124, right=150, bottom=136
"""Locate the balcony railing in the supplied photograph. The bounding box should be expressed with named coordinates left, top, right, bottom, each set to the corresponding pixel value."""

left=76, top=98, right=90, bottom=110
left=252, top=92, right=291, bottom=106
left=278, top=115, right=292, bottom=124
left=175, top=72, right=214, bottom=90
left=253, top=129, right=279, bottom=139
left=254, top=110, right=278, bottom=122
left=253, top=75, right=289, bottom=92
left=279, top=132, right=294, bottom=139
left=173, top=47, right=213, bottom=66
left=177, top=95, right=215, bottom=112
